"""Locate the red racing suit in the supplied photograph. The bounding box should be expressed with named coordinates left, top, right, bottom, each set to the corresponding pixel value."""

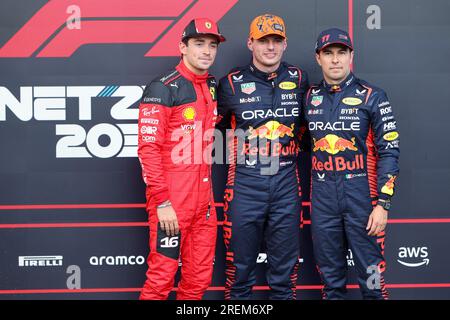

left=138, top=60, right=218, bottom=300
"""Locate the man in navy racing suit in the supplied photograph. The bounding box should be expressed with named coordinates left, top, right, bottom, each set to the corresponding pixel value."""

left=304, top=28, right=400, bottom=299
left=217, top=14, right=309, bottom=299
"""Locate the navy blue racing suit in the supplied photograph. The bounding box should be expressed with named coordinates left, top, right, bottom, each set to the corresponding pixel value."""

left=304, top=73, right=400, bottom=299
left=217, top=62, right=309, bottom=299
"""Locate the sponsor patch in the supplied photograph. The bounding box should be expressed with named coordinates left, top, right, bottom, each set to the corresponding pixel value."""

left=383, top=131, right=399, bottom=141
left=342, top=97, right=363, bottom=106
left=182, top=107, right=196, bottom=121
left=311, top=96, right=323, bottom=107
left=241, top=82, right=256, bottom=95
left=279, top=81, right=297, bottom=90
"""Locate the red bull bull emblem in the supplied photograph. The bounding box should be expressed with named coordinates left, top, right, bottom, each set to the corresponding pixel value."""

left=313, top=134, right=357, bottom=154
left=381, top=175, right=397, bottom=196
left=248, top=121, right=294, bottom=140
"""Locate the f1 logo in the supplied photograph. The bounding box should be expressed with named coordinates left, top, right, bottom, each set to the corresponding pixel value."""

left=0, top=0, right=238, bottom=58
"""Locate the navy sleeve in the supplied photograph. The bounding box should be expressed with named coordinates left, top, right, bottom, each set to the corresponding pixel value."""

left=217, top=77, right=234, bottom=130
left=370, top=90, right=400, bottom=201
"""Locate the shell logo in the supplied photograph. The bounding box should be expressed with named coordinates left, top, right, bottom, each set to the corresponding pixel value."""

left=183, top=107, right=196, bottom=121
left=279, top=81, right=297, bottom=90
left=342, top=97, right=363, bottom=106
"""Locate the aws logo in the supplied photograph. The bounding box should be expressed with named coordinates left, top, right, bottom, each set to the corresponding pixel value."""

left=397, top=247, right=430, bottom=268
left=0, top=0, right=238, bottom=58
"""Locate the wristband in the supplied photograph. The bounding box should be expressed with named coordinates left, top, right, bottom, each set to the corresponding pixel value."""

left=157, top=200, right=172, bottom=209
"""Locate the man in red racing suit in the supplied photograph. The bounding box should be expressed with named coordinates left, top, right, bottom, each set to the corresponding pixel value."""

left=137, top=18, right=225, bottom=300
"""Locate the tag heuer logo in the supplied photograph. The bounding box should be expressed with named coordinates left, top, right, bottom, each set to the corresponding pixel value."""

left=311, top=95, right=323, bottom=107
left=241, top=82, right=256, bottom=95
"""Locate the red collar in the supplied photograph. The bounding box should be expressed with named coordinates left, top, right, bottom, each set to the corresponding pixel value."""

left=176, top=60, right=209, bottom=83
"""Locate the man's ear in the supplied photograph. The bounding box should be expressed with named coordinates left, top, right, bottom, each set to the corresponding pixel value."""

left=179, top=41, right=188, bottom=55
left=247, top=38, right=253, bottom=52
left=315, top=52, right=321, bottom=67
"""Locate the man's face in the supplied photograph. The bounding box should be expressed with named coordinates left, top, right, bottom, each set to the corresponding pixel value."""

left=316, top=44, right=353, bottom=83
left=180, top=35, right=218, bottom=74
left=247, top=35, right=287, bottom=70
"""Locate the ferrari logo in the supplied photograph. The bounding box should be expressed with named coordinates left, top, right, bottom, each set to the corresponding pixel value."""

left=205, top=22, right=212, bottom=29
left=210, top=86, right=216, bottom=100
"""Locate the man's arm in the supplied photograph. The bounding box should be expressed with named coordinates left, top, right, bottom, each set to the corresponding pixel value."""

left=298, top=78, right=312, bottom=153
left=366, top=89, right=400, bottom=235
left=299, top=69, right=310, bottom=96
left=370, top=89, right=400, bottom=201
left=138, top=81, right=172, bottom=205
left=216, top=75, right=234, bottom=129
left=138, top=81, right=179, bottom=236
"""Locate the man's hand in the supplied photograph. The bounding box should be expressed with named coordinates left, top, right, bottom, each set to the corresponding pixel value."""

left=157, top=205, right=179, bottom=237
left=366, top=205, right=388, bottom=236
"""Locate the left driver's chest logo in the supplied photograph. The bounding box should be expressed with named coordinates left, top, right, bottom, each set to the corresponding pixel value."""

left=183, top=107, right=196, bottom=121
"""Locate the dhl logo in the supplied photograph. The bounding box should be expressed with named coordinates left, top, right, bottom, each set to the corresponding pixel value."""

left=248, top=121, right=294, bottom=140
left=313, top=134, right=357, bottom=155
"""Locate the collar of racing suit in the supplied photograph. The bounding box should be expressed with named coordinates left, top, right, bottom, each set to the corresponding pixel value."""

left=176, top=59, right=209, bottom=84
left=322, top=72, right=355, bottom=93
left=248, top=61, right=287, bottom=82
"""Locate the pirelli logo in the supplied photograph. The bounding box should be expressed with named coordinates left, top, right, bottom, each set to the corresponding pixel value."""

left=18, top=256, right=63, bottom=267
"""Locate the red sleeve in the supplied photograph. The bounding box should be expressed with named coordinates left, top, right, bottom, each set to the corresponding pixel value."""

left=137, top=82, right=173, bottom=205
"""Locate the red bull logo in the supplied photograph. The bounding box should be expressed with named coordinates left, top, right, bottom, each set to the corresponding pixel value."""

left=381, top=175, right=396, bottom=196
left=241, top=140, right=298, bottom=157
left=248, top=121, right=294, bottom=140
left=312, top=154, right=364, bottom=171
left=313, top=134, right=357, bottom=154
